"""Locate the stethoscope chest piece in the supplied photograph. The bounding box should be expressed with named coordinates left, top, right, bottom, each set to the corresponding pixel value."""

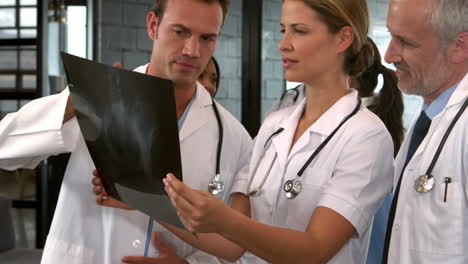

left=283, top=178, right=302, bottom=199
left=208, top=174, right=225, bottom=196
left=414, top=174, right=434, bottom=193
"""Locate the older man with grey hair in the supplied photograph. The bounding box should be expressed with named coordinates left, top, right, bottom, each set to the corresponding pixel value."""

left=382, top=0, right=468, bottom=263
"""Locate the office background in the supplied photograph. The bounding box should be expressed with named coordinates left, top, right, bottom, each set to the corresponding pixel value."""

left=0, top=0, right=421, bottom=258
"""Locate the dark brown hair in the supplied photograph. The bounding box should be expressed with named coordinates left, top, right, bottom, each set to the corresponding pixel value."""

left=356, top=38, right=404, bottom=156
left=152, top=0, right=230, bottom=25
left=211, top=56, right=221, bottom=91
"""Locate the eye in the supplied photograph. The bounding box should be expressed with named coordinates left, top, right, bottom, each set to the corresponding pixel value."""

left=173, top=29, right=188, bottom=37
left=294, top=28, right=307, bottom=35
left=201, top=35, right=216, bottom=42
left=280, top=29, right=285, bottom=34
left=398, top=37, right=415, bottom=47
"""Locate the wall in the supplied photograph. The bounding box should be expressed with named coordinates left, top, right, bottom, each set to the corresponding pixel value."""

left=261, top=0, right=284, bottom=119
left=98, top=0, right=422, bottom=127
left=99, top=0, right=244, bottom=119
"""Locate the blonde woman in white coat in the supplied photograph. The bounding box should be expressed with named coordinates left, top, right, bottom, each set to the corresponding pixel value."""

left=95, top=0, right=394, bottom=263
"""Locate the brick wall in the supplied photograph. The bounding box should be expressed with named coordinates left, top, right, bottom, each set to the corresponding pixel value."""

left=212, top=0, right=243, bottom=119
left=261, top=0, right=284, bottom=120
left=100, top=0, right=152, bottom=69
left=97, top=0, right=421, bottom=127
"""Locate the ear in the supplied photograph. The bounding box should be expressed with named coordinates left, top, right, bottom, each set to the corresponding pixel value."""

left=147, top=11, right=159, bottom=40
left=447, top=32, right=468, bottom=64
left=335, top=26, right=354, bottom=54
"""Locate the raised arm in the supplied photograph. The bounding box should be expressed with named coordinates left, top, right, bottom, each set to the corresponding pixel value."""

left=0, top=89, right=80, bottom=170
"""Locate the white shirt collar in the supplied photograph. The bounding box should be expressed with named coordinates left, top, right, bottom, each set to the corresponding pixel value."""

left=280, top=89, right=359, bottom=137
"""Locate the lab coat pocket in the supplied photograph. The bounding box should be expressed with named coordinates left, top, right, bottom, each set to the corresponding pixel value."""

left=410, top=178, right=466, bottom=255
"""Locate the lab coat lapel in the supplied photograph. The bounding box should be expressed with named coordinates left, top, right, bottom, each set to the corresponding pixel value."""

left=446, top=73, right=468, bottom=108
left=411, top=74, right=468, bottom=162
left=179, top=82, right=212, bottom=142
left=395, top=74, right=468, bottom=188
left=272, top=100, right=306, bottom=175
left=393, top=119, right=415, bottom=188
left=133, top=65, right=212, bottom=143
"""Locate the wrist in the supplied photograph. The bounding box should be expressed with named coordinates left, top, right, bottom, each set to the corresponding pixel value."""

left=217, top=204, right=242, bottom=236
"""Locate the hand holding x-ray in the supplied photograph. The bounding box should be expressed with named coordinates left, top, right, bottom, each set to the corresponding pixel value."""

left=92, top=169, right=134, bottom=210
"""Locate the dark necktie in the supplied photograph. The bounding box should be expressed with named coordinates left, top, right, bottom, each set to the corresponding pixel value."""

left=383, top=111, right=432, bottom=263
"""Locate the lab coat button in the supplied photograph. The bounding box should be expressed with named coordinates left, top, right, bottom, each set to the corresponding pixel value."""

left=133, top=239, right=142, bottom=249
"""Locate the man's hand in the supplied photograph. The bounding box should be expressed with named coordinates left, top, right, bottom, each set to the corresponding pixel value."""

left=92, top=169, right=134, bottom=210
left=122, top=232, right=189, bottom=264
left=63, top=95, right=75, bottom=123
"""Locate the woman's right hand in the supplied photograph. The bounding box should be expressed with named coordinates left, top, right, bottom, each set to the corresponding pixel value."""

left=92, top=169, right=134, bottom=210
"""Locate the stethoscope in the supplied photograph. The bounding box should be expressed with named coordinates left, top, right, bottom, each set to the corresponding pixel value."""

left=248, top=98, right=362, bottom=199
left=278, top=84, right=305, bottom=107
left=413, top=97, right=468, bottom=193
left=207, top=98, right=225, bottom=196
left=145, top=98, right=224, bottom=256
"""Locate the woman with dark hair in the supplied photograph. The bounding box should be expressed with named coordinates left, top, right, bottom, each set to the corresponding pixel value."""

left=351, top=38, right=404, bottom=156
left=198, top=57, right=221, bottom=97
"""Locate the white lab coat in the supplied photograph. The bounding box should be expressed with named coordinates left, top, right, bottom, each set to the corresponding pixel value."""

left=387, top=73, right=468, bottom=264
left=0, top=64, right=252, bottom=264
left=236, top=90, right=394, bottom=264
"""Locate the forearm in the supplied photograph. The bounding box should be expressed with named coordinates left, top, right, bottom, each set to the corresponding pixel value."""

left=158, top=221, right=244, bottom=262
left=220, top=212, right=326, bottom=264
left=0, top=89, right=77, bottom=170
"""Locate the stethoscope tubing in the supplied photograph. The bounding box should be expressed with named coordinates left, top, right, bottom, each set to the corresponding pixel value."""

left=424, top=97, right=468, bottom=176
left=211, top=98, right=223, bottom=176
left=248, top=98, right=362, bottom=196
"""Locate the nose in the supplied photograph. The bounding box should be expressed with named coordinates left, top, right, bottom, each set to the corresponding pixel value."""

left=183, top=36, right=200, bottom=58
left=278, top=32, right=293, bottom=53
left=384, top=38, right=401, bottom=65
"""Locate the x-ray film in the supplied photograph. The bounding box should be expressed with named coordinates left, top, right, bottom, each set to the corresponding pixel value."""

left=61, top=52, right=184, bottom=229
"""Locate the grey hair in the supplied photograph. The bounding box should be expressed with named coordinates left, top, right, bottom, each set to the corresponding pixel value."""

left=431, top=0, right=468, bottom=46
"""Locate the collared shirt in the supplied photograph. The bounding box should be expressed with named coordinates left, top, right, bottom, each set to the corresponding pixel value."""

left=423, top=82, right=459, bottom=119
left=239, top=89, right=394, bottom=264
left=178, top=93, right=196, bottom=130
